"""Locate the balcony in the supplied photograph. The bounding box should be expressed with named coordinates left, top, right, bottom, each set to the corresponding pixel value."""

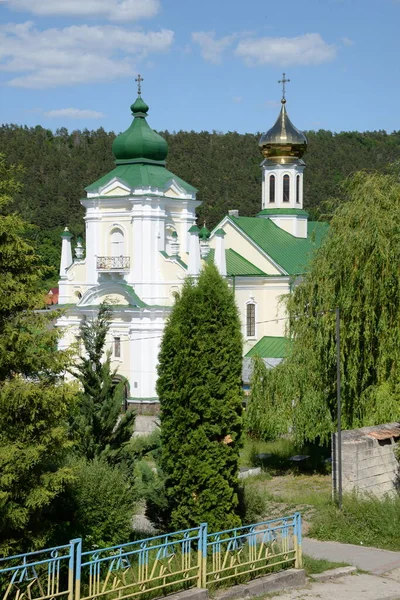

left=96, top=256, right=130, bottom=271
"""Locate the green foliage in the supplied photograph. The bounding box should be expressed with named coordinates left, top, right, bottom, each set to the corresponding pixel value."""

left=0, top=155, right=78, bottom=554
left=310, top=492, right=400, bottom=551
left=71, top=303, right=135, bottom=462
left=0, top=155, right=44, bottom=323
left=237, top=484, right=267, bottom=525
left=0, top=379, right=76, bottom=554
left=4, top=127, right=400, bottom=279
left=58, top=458, right=135, bottom=548
left=246, top=356, right=289, bottom=440
left=261, top=171, right=400, bottom=443
left=157, top=264, right=243, bottom=532
left=302, top=555, right=350, bottom=575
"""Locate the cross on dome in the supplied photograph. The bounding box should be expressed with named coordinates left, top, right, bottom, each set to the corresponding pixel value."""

left=278, top=73, right=290, bottom=102
left=135, top=73, right=144, bottom=96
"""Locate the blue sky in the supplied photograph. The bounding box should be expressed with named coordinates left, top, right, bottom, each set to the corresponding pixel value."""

left=0, top=0, right=399, bottom=135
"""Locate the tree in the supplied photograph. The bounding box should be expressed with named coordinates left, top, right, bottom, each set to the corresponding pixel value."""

left=55, top=457, right=135, bottom=548
left=71, top=303, right=135, bottom=462
left=156, top=264, right=243, bottom=532
left=246, top=355, right=288, bottom=440
left=0, top=155, right=77, bottom=554
left=271, top=171, right=400, bottom=443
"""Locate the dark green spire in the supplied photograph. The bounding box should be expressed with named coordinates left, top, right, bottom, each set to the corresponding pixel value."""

left=112, top=96, right=168, bottom=164
left=199, top=224, right=211, bottom=240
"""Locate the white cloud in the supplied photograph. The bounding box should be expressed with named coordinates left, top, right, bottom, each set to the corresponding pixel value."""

left=9, top=0, right=160, bottom=22
left=192, top=31, right=235, bottom=64
left=45, top=108, right=105, bottom=119
left=0, top=22, right=174, bottom=88
left=341, top=36, right=354, bottom=47
left=236, top=33, right=336, bottom=66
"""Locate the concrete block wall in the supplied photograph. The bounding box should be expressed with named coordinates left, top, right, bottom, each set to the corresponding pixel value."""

left=332, top=422, right=400, bottom=498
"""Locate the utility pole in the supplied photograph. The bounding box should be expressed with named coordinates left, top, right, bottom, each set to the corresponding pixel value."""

left=336, top=307, right=342, bottom=509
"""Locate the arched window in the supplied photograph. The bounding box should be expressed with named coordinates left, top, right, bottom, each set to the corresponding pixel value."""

left=110, top=228, right=124, bottom=256
left=246, top=303, right=256, bottom=337
left=296, top=174, right=300, bottom=204
left=269, top=175, right=275, bottom=203
left=283, top=174, right=290, bottom=202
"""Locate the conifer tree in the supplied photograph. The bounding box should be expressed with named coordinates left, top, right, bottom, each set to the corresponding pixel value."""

left=157, top=264, right=243, bottom=532
left=71, top=303, right=135, bottom=462
left=0, top=155, right=76, bottom=554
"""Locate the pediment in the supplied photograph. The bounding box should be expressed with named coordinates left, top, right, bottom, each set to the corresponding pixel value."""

left=99, top=178, right=131, bottom=197
left=78, top=283, right=143, bottom=308
left=164, top=179, right=186, bottom=199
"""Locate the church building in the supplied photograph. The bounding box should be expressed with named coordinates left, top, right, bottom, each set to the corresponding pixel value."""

left=57, top=76, right=328, bottom=410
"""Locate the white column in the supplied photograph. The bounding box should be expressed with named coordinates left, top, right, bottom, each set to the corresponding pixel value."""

left=188, top=225, right=201, bottom=276
left=85, top=213, right=100, bottom=285
left=59, top=228, right=73, bottom=278
left=214, top=228, right=227, bottom=276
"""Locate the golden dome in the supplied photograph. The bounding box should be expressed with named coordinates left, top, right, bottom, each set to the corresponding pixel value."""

left=259, top=99, right=307, bottom=162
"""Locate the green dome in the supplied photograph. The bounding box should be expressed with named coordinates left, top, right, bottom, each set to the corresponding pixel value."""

left=112, top=96, right=168, bottom=163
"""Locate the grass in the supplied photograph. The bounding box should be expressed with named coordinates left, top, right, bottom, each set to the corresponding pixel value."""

left=302, top=554, right=350, bottom=575
left=309, top=492, right=400, bottom=551
left=240, top=435, right=400, bottom=552
left=240, top=436, right=330, bottom=475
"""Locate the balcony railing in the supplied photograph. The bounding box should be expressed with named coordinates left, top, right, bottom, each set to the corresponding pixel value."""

left=96, top=256, right=130, bottom=271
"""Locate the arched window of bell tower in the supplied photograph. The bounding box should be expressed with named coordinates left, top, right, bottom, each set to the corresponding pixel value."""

left=269, top=175, right=275, bottom=203
left=283, top=174, right=290, bottom=203
left=296, top=174, right=300, bottom=204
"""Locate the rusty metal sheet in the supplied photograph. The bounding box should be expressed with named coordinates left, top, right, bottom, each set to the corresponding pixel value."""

left=366, top=427, right=400, bottom=440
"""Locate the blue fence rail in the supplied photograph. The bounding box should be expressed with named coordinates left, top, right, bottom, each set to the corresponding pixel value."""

left=0, top=514, right=302, bottom=600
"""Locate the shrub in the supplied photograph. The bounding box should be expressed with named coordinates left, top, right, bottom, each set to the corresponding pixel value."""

left=57, top=458, right=135, bottom=548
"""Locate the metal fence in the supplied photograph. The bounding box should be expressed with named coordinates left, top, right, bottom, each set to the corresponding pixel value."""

left=0, top=514, right=302, bottom=600
left=0, top=541, right=77, bottom=600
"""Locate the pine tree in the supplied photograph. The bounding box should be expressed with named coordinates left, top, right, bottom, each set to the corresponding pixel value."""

left=157, top=264, right=243, bottom=532
left=71, top=303, right=135, bottom=462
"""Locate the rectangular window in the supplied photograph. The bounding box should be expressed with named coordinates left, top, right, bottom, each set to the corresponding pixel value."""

left=114, top=336, right=121, bottom=358
left=246, top=304, right=255, bottom=337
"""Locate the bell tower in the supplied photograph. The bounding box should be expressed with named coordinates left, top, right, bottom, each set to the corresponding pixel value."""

left=258, top=74, right=308, bottom=238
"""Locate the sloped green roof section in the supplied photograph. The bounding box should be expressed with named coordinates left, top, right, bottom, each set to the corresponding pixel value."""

left=85, top=163, right=197, bottom=194
left=245, top=336, right=291, bottom=358
left=230, top=216, right=328, bottom=275
left=206, top=248, right=267, bottom=276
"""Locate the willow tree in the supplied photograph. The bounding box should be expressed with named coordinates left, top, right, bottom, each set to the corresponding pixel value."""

left=277, top=171, right=400, bottom=443
left=157, top=264, right=243, bottom=532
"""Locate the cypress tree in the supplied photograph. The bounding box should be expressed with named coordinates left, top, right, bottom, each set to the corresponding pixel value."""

left=157, top=264, right=243, bottom=532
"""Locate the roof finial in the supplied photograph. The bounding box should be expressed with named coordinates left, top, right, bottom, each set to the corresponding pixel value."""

left=278, top=72, right=290, bottom=103
left=135, top=73, right=144, bottom=96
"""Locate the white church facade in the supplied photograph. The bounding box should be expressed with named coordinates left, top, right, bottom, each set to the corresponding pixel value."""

left=57, top=81, right=328, bottom=409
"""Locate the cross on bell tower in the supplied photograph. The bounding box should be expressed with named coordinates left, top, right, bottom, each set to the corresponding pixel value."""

left=278, top=73, right=290, bottom=101
left=135, top=73, right=144, bottom=96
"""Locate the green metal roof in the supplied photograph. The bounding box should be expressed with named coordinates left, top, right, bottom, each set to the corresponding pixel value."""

left=257, top=208, right=309, bottom=217
left=112, top=96, right=168, bottom=163
left=229, top=216, right=328, bottom=275
left=206, top=248, right=267, bottom=276
left=245, top=336, right=291, bottom=358
left=85, top=163, right=197, bottom=194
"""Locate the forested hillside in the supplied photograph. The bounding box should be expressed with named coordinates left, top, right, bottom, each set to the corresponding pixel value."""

left=2, top=124, right=400, bottom=285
